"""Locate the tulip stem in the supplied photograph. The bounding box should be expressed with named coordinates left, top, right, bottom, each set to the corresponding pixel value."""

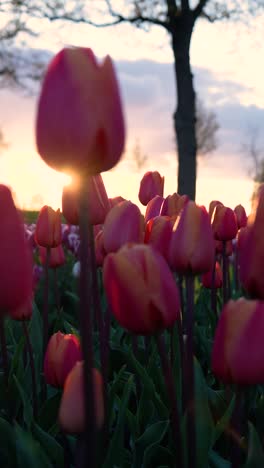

left=185, top=275, right=196, bottom=468
left=211, top=256, right=217, bottom=316
left=76, top=175, right=96, bottom=468
left=0, top=317, right=11, bottom=421
left=222, top=241, right=228, bottom=305
left=43, top=247, right=50, bottom=357
left=22, top=321, right=38, bottom=419
left=54, top=267, right=61, bottom=313
left=231, top=387, right=244, bottom=468
left=156, top=333, right=183, bottom=468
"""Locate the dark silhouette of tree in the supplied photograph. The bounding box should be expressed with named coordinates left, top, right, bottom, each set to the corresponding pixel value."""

left=0, top=1, right=263, bottom=197
left=195, top=98, right=219, bottom=156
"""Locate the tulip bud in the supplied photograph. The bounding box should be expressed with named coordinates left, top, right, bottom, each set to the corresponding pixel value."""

left=160, top=193, right=189, bottom=218
left=138, top=171, right=164, bottom=206
left=144, top=215, right=173, bottom=259
left=0, top=185, right=33, bottom=313
left=35, top=206, right=62, bottom=248
left=109, top=196, right=126, bottom=208
left=211, top=299, right=264, bottom=384
left=103, top=243, right=180, bottom=335
left=44, top=331, right=82, bottom=388
left=211, top=205, right=238, bottom=241
left=39, top=245, right=65, bottom=268
left=234, top=204, right=247, bottom=229
left=202, top=262, right=223, bottom=289
left=36, top=47, right=125, bottom=176
left=169, top=202, right=215, bottom=275
left=103, top=201, right=144, bottom=253
left=208, top=200, right=223, bottom=220
left=59, top=363, right=104, bottom=433
left=145, top=195, right=164, bottom=223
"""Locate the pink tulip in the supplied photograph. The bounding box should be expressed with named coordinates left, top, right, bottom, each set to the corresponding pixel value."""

left=144, top=195, right=164, bottom=223
left=144, top=215, right=173, bottom=259
left=202, top=262, right=223, bottom=289
left=39, top=245, right=65, bottom=268
left=138, top=171, right=164, bottom=206
left=211, top=205, right=238, bottom=241
left=234, top=204, right=247, bottom=229
left=36, top=47, right=125, bottom=176
left=35, top=206, right=62, bottom=248
left=160, top=193, right=189, bottom=218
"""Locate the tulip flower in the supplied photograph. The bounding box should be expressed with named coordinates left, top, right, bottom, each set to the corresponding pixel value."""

left=9, top=297, right=33, bottom=321
left=138, top=171, right=164, bottom=206
left=36, top=47, right=125, bottom=176
left=44, top=331, right=82, bottom=388
left=239, top=192, right=264, bottom=298
left=103, top=243, right=180, bottom=335
left=208, top=200, right=223, bottom=220
left=0, top=185, right=32, bottom=313
left=39, top=245, right=65, bottom=268
left=211, top=205, right=238, bottom=241
left=35, top=206, right=62, bottom=248
left=94, top=230, right=106, bottom=266
left=215, top=239, right=233, bottom=256
left=109, top=196, right=126, bottom=208
left=202, top=262, right=223, bottom=289
left=62, top=174, right=110, bottom=226
left=59, top=362, right=104, bottom=433
left=160, top=193, right=189, bottom=218
left=211, top=298, right=264, bottom=384
left=103, top=201, right=144, bottom=253
left=234, top=204, right=247, bottom=229
left=145, top=195, right=164, bottom=223
left=144, top=215, right=173, bottom=259
left=169, top=201, right=215, bottom=275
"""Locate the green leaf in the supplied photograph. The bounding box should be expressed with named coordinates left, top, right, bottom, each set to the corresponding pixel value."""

left=13, top=374, right=33, bottom=428
left=134, top=420, right=169, bottom=468
left=209, top=449, right=231, bottom=467
left=212, top=394, right=236, bottom=444
left=193, top=358, right=214, bottom=468
left=243, top=422, right=264, bottom=468
left=143, top=444, right=174, bottom=468
left=32, top=423, right=64, bottom=467
left=15, top=424, right=52, bottom=468
left=103, top=375, right=134, bottom=468
left=0, top=417, right=17, bottom=467
left=37, top=392, right=62, bottom=432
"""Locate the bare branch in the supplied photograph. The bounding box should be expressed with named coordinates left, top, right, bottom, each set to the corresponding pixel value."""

left=193, top=0, right=209, bottom=19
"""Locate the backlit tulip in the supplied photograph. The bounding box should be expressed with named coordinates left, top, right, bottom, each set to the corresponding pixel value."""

left=234, top=204, right=247, bottom=229
left=145, top=195, right=164, bottom=223
left=144, top=215, right=173, bottom=259
left=103, top=201, right=144, bottom=253
left=36, top=47, right=125, bottom=176
left=211, top=205, right=237, bottom=241
left=208, top=200, right=223, bottom=220
left=59, top=363, right=104, bottom=433
left=95, top=230, right=106, bottom=266
left=35, top=206, right=62, bottom=248
left=215, top=239, right=233, bottom=256
left=62, top=174, right=110, bottom=226
left=44, top=331, right=82, bottom=388
left=109, top=196, right=126, bottom=208
left=169, top=201, right=215, bottom=275
left=160, top=193, right=189, bottom=218
left=211, top=299, right=264, bottom=384
left=103, top=243, right=180, bottom=335
left=0, top=185, right=32, bottom=313
left=138, top=171, right=164, bottom=206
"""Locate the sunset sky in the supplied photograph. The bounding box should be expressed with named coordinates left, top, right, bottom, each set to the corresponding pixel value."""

left=0, top=7, right=264, bottom=213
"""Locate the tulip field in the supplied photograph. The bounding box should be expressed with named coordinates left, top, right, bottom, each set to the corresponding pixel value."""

left=0, top=47, right=264, bottom=468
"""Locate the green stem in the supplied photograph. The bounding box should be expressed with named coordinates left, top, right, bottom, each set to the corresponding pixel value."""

left=22, top=321, right=38, bottom=419
left=0, top=317, right=11, bottom=421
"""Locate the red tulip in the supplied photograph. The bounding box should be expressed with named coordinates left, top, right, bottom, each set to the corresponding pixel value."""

left=9, top=297, right=33, bottom=321
left=59, top=363, right=104, bottom=433
left=160, top=193, right=189, bottom=218
left=39, top=245, right=65, bottom=268
left=62, top=174, right=110, bottom=225
left=169, top=201, right=215, bottom=275
left=44, top=331, right=82, bottom=388
left=234, top=204, right=247, bottom=229
left=215, top=239, right=233, bottom=256
left=103, top=201, right=144, bottom=253
left=202, top=262, right=223, bottom=289
left=145, top=195, right=164, bottom=223
left=103, top=243, right=180, bottom=335
left=0, top=185, right=32, bottom=313
left=144, top=215, right=173, bottom=259
left=36, top=47, right=125, bottom=176
left=208, top=200, right=223, bottom=220
left=138, top=171, right=164, bottom=206
left=211, top=205, right=238, bottom=241
left=212, top=299, right=264, bottom=384
left=35, top=206, right=62, bottom=248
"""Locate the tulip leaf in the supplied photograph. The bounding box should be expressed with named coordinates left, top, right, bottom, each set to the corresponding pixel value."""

left=103, top=375, right=134, bottom=468
left=134, top=420, right=169, bottom=468
left=243, top=422, right=264, bottom=467
left=136, top=384, right=155, bottom=432
left=212, top=393, right=236, bottom=444
left=208, top=449, right=231, bottom=467
left=143, top=444, right=174, bottom=468
left=29, top=301, right=43, bottom=377
left=32, top=423, right=64, bottom=467
left=37, top=391, right=62, bottom=432
left=193, top=357, right=214, bottom=467
left=13, top=374, right=33, bottom=429
left=15, top=424, right=53, bottom=468
left=0, top=417, right=17, bottom=467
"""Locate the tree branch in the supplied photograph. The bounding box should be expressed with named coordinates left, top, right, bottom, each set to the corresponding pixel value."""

left=193, top=0, right=209, bottom=19
left=181, top=0, right=190, bottom=13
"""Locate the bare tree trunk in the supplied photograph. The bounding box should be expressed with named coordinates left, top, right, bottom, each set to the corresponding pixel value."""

left=171, top=13, right=197, bottom=200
